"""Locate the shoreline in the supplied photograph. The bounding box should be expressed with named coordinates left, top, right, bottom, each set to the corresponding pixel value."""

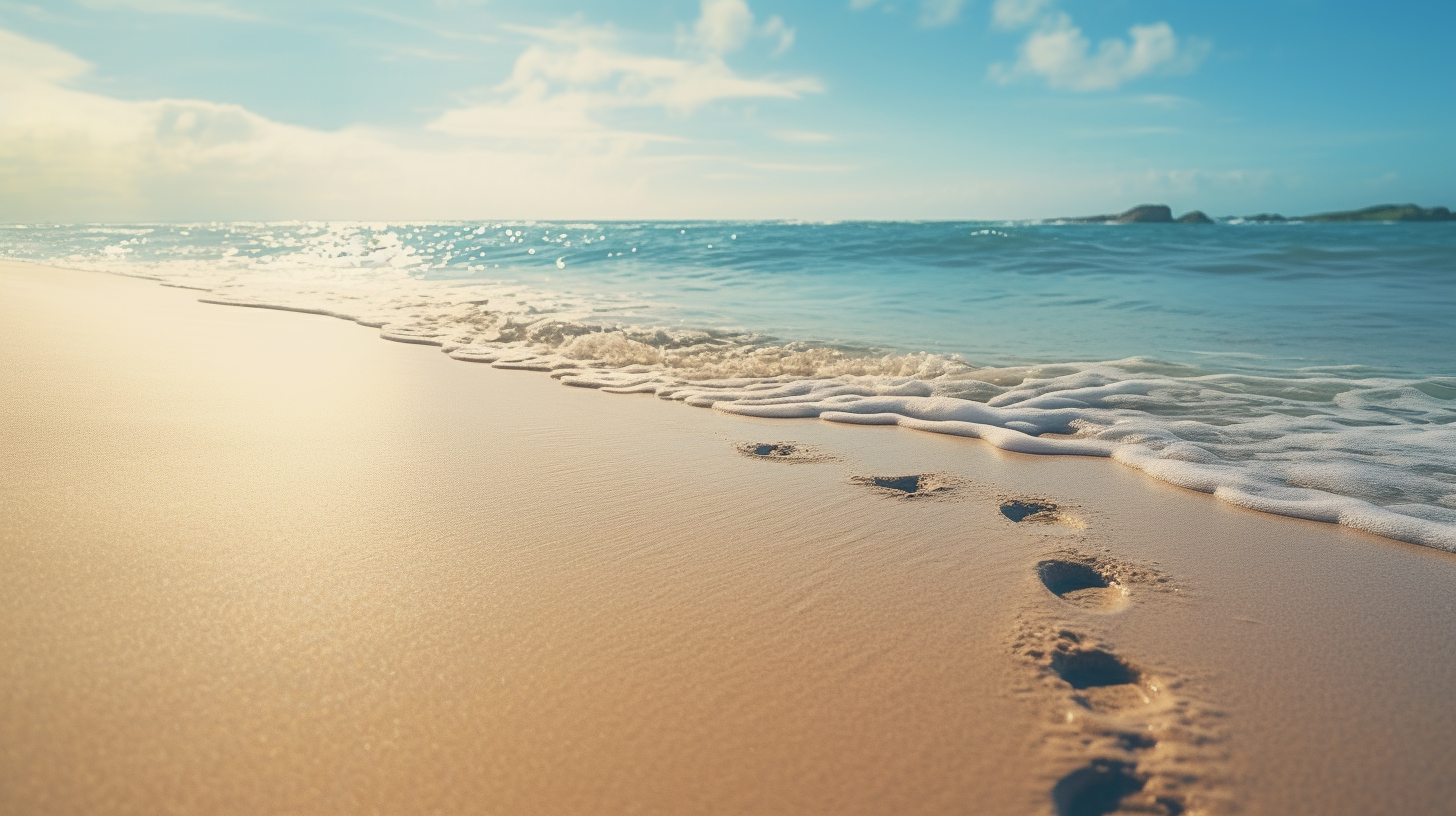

left=26, top=245, right=1452, bottom=553
left=4, top=260, right=1456, bottom=814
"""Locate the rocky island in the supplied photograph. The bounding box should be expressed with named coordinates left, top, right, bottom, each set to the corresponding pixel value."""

left=1056, top=204, right=1212, bottom=223
left=1056, top=202, right=1453, bottom=224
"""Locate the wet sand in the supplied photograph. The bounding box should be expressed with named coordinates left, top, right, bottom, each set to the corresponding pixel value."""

left=3, top=260, right=1455, bottom=815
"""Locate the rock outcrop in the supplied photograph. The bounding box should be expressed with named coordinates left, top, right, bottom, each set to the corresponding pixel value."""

left=1115, top=204, right=1174, bottom=223
left=1059, top=204, right=1217, bottom=224
left=1175, top=210, right=1214, bottom=224
left=1061, top=204, right=1173, bottom=223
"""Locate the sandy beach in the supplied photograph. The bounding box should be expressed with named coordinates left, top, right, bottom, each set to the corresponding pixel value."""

left=3, top=260, right=1456, bottom=815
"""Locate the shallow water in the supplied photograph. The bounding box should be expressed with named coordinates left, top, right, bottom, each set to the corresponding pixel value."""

left=4, top=220, right=1454, bottom=548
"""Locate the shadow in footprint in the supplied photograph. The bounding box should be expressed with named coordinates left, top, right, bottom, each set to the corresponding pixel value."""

left=735, top=442, right=831, bottom=463
left=1001, top=500, right=1058, bottom=522
left=1039, top=560, right=1128, bottom=612
left=851, top=473, right=962, bottom=499
left=1052, top=759, right=1146, bottom=816
left=1050, top=649, right=1139, bottom=690
left=1040, top=560, right=1108, bottom=595
left=873, top=475, right=925, bottom=493
left=1115, top=732, right=1157, bottom=751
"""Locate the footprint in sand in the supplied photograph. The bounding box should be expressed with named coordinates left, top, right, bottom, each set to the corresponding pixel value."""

left=1002, top=500, right=1058, bottom=522
left=1037, top=548, right=1176, bottom=614
left=1052, top=757, right=1192, bottom=816
left=1051, top=759, right=1151, bottom=816
left=850, top=473, right=965, bottom=499
left=1034, top=633, right=1200, bottom=815
left=1000, top=499, right=1086, bottom=528
left=1050, top=644, right=1138, bottom=690
left=1014, top=564, right=1224, bottom=815
left=1048, top=640, right=1153, bottom=716
left=734, top=441, right=833, bottom=463
left=1038, top=559, right=1130, bottom=613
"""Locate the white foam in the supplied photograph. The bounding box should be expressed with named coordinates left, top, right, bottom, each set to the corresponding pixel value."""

left=710, top=382, right=1456, bottom=550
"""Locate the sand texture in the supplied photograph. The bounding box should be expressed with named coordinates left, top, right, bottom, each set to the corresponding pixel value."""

left=3, top=261, right=1456, bottom=815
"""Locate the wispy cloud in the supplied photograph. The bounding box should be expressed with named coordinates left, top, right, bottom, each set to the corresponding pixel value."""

left=682, top=0, right=797, bottom=56
left=691, top=0, right=754, bottom=54
left=354, top=7, right=499, bottom=45
left=990, top=0, right=1050, bottom=29
left=1131, top=93, right=1194, bottom=109
left=760, top=15, right=795, bottom=56
left=771, top=130, right=835, bottom=144
left=744, top=161, right=857, bottom=173
left=378, top=44, right=469, bottom=63
left=918, top=0, right=968, bottom=28
left=431, top=11, right=819, bottom=145
left=989, top=6, right=1208, bottom=91
left=76, top=0, right=254, bottom=21
left=849, top=0, right=969, bottom=28
left=1127, top=168, right=1274, bottom=199
left=1068, top=126, right=1182, bottom=138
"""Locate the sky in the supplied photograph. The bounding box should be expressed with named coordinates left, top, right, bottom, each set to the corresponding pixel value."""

left=0, top=0, right=1451, bottom=221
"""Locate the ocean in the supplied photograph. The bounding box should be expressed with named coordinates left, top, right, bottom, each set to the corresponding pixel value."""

left=4, top=220, right=1454, bottom=549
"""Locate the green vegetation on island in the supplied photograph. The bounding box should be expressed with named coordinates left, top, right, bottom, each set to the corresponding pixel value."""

left=1300, top=204, right=1454, bottom=222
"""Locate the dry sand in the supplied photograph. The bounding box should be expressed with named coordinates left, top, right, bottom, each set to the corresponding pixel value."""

left=3, top=260, right=1455, bottom=815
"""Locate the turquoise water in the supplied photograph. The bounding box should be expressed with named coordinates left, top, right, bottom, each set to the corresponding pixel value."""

left=4, top=220, right=1455, bottom=549
left=422, top=221, right=1456, bottom=377
left=7, top=220, right=1452, bottom=374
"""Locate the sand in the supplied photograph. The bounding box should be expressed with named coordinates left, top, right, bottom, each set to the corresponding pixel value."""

left=2, top=260, right=1455, bottom=816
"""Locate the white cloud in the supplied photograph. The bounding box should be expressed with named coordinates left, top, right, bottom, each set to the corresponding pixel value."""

left=919, top=0, right=968, bottom=27
left=989, top=12, right=1207, bottom=91
left=990, top=0, right=1050, bottom=29
left=685, top=0, right=796, bottom=57
left=693, top=0, right=755, bottom=54
left=761, top=15, right=795, bottom=57
left=0, top=26, right=89, bottom=82
left=428, top=23, right=819, bottom=144
left=0, top=24, right=823, bottom=221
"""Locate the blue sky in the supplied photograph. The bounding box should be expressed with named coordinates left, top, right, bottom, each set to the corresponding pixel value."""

left=0, top=0, right=1451, bottom=220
